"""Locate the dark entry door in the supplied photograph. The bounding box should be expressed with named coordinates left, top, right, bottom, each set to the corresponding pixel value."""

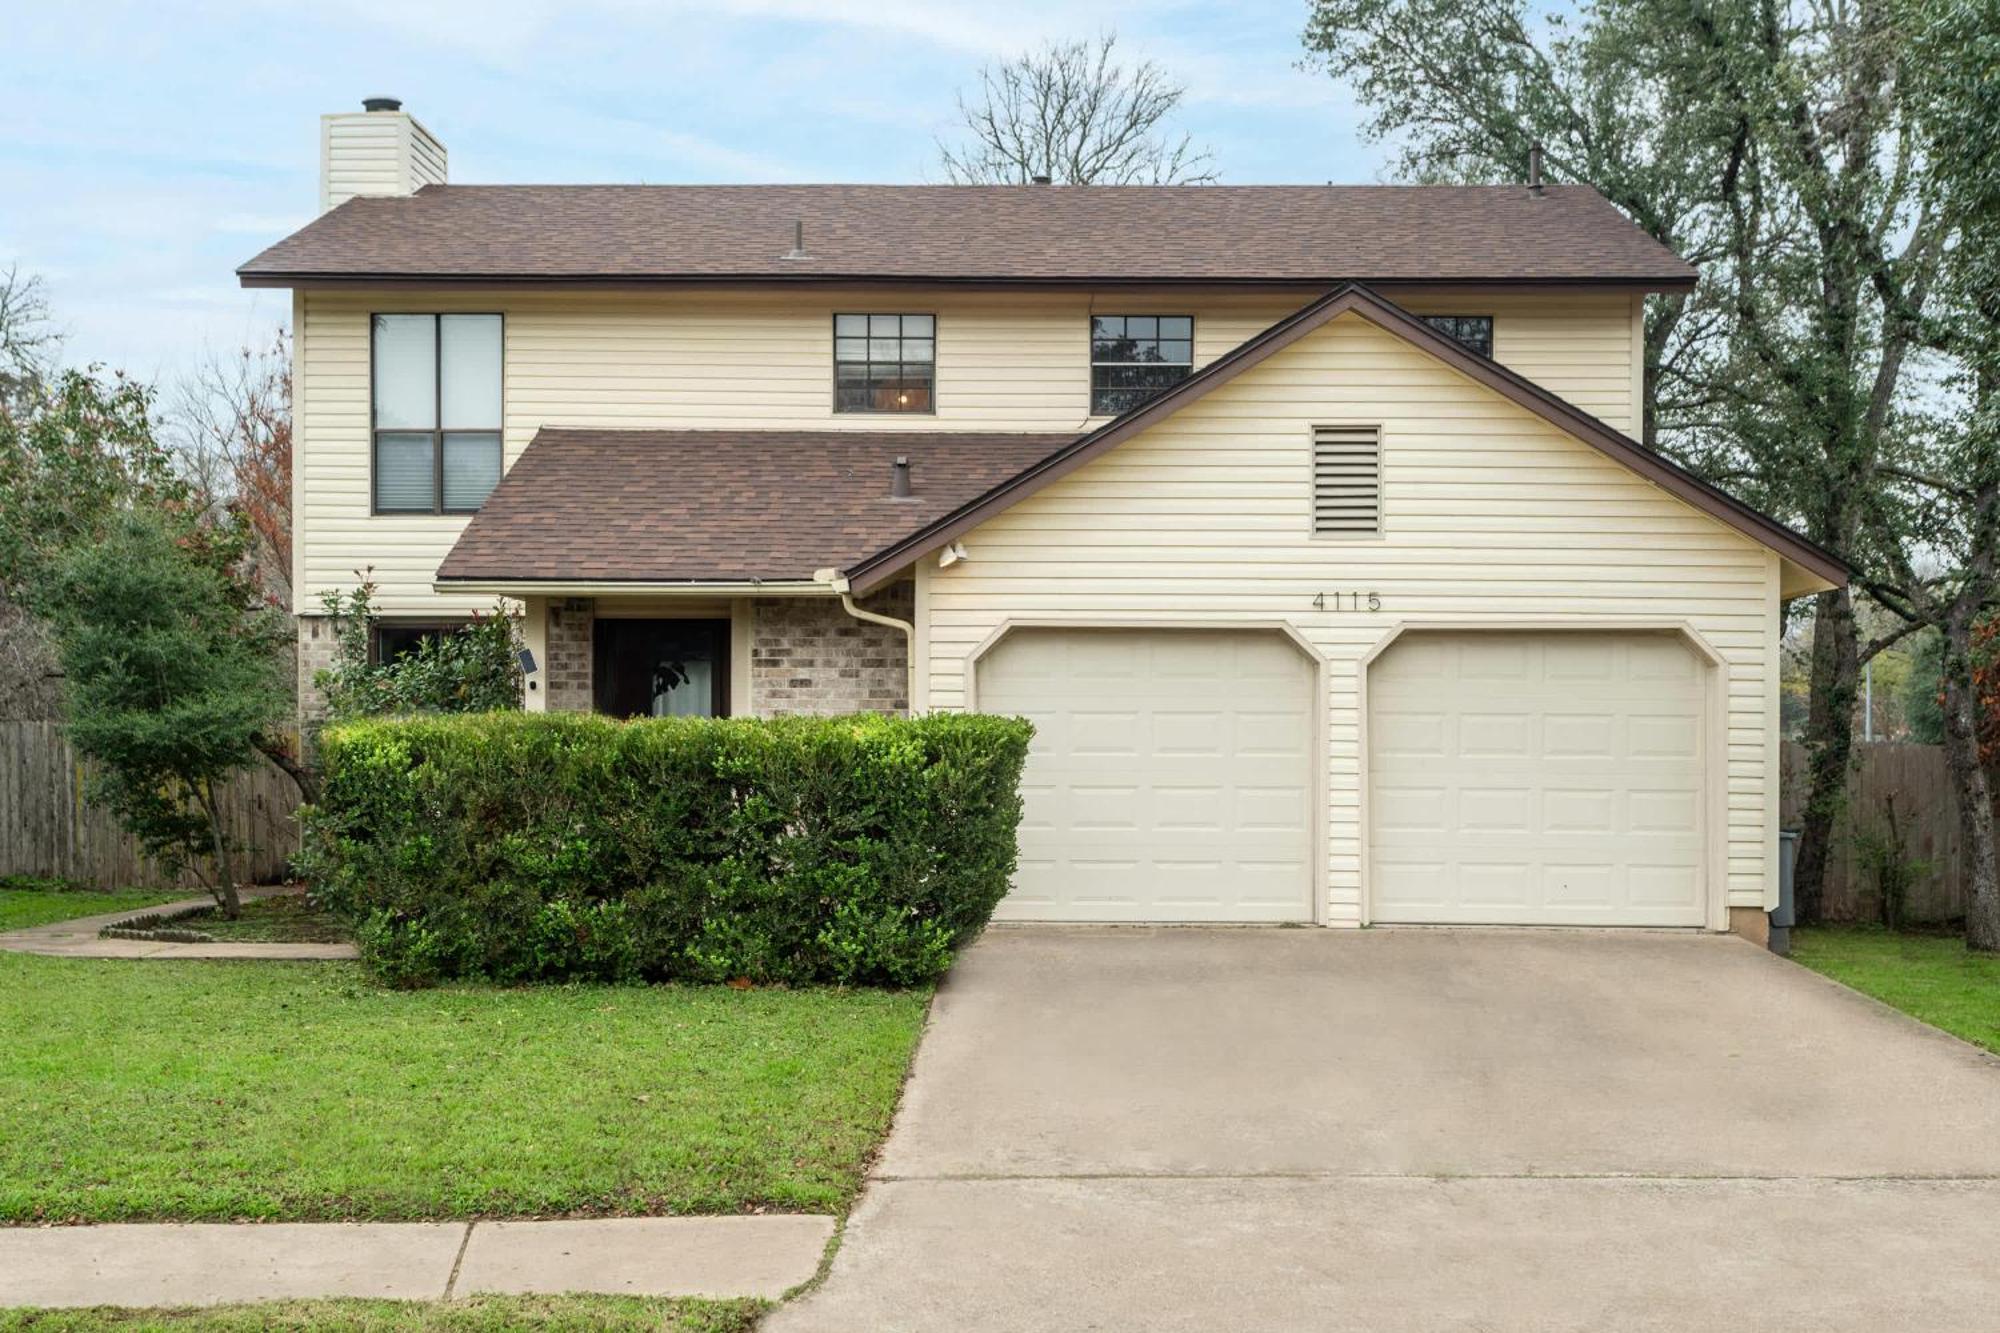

left=593, top=619, right=730, bottom=718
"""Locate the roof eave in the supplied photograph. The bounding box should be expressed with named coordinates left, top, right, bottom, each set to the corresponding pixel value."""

left=435, top=576, right=833, bottom=597
left=236, top=269, right=1698, bottom=294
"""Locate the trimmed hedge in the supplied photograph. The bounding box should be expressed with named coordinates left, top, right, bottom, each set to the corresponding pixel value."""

left=302, top=711, right=1032, bottom=988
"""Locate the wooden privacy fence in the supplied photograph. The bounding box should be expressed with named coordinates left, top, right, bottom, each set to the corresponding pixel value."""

left=0, top=721, right=300, bottom=890
left=1780, top=739, right=1982, bottom=923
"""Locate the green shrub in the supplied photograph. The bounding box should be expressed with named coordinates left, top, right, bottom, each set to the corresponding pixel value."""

left=302, top=711, right=1032, bottom=988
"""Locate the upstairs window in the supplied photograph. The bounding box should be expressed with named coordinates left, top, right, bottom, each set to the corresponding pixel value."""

left=1092, top=315, right=1193, bottom=415
left=835, top=314, right=935, bottom=412
left=372, top=314, right=503, bottom=514
left=1420, top=314, right=1494, bottom=358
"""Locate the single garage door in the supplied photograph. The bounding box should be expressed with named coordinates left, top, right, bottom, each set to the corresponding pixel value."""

left=1368, top=631, right=1707, bottom=926
left=978, top=628, right=1316, bottom=922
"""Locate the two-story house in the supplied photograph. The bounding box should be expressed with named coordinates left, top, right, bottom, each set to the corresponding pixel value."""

left=241, top=99, right=1845, bottom=937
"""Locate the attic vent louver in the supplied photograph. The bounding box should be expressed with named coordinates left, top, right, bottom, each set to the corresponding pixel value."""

left=1313, top=425, right=1381, bottom=535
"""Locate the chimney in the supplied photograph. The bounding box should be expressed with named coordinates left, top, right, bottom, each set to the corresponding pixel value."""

left=890, top=456, right=912, bottom=499
left=1527, top=142, right=1545, bottom=197
left=320, top=97, right=448, bottom=213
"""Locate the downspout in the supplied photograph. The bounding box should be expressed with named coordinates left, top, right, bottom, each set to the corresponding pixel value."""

left=814, top=568, right=918, bottom=714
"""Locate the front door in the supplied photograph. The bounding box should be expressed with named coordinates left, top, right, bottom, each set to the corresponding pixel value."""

left=593, top=618, right=730, bottom=718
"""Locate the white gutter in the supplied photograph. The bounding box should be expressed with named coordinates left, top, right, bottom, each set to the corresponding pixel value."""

left=814, top=567, right=919, bottom=714
left=435, top=579, right=831, bottom=598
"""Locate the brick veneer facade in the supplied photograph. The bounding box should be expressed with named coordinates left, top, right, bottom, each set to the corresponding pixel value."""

left=544, top=600, right=595, bottom=712
left=749, top=581, right=912, bottom=717
left=531, top=580, right=914, bottom=717
left=296, top=616, right=340, bottom=719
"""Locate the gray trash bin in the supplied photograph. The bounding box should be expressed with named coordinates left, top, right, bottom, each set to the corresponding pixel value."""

left=1771, top=831, right=1799, bottom=955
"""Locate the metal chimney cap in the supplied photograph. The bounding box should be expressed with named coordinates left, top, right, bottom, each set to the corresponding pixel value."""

left=362, top=96, right=404, bottom=113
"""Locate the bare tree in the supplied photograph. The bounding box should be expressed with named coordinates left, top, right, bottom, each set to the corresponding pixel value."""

left=0, top=265, right=60, bottom=423
left=165, top=329, right=293, bottom=607
left=939, top=33, right=1217, bottom=186
left=0, top=266, right=64, bottom=718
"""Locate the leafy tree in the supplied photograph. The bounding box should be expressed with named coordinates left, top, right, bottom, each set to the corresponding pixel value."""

left=1859, top=0, right=2000, bottom=946
left=1899, top=629, right=1946, bottom=745
left=0, top=366, right=315, bottom=798
left=1302, top=0, right=1944, bottom=925
left=939, top=33, right=1216, bottom=185
left=0, top=367, right=191, bottom=606
left=43, top=512, right=291, bottom=916
left=315, top=576, right=522, bottom=719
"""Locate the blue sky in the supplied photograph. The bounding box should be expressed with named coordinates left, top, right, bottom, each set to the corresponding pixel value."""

left=0, top=1, right=1378, bottom=385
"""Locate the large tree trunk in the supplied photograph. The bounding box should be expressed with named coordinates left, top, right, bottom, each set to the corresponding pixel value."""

left=1940, top=619, right=2000, bottom=951
left=1795, top=586, right=1860, bottom=923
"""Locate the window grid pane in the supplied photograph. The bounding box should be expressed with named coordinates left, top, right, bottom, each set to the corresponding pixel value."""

left=441, top=432, right=503, bottom=511
left=833, top=314, right=935, bottom=413
left=439, top=314, right=502, bottom=429
left=1090, top=313, right=1194, bottom=415
left=374, top=432, right=436, bottom=511
left=372, top=315, right=437, bottom=429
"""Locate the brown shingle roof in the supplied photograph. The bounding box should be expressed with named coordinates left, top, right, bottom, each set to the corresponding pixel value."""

left=435, top=428, right=1077, bottom=585
left=239, top=184, right=1696, bottom=288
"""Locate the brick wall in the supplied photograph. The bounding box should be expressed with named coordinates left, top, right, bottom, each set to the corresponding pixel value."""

left=750, top=582, right=912, bottom=717
left=545, top=600, right=595, bottom=712
left=296, top=616, right=339, bottom=719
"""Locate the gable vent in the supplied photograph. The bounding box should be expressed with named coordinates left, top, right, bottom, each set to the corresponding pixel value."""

left=1313, top=425, right=1382, bottom=535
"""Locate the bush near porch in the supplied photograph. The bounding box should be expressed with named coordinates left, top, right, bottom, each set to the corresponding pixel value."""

left=304, top=711, right=1032, bottom=987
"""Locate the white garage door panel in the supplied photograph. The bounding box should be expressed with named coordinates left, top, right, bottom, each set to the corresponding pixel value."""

left=980, top=630, right=1315, bottom=922
left=1369, top=632, right=1706, bottom=926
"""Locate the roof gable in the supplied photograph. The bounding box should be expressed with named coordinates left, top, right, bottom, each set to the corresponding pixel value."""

left=843, top=284, right=1847, bottom=593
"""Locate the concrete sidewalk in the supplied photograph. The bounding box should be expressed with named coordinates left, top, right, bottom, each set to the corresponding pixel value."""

left=0, top=888, right=358, bottom=960
left=0, top=1216, right=834, bottom=1309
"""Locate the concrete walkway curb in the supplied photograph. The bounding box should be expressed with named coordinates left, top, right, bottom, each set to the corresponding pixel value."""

left=0, top=1216, right=835, bottom=1309
left=0, top=887, right=359, bottom=961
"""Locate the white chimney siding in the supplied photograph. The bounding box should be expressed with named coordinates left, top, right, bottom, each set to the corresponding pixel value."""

left=319, top=103, right=447, bottom=213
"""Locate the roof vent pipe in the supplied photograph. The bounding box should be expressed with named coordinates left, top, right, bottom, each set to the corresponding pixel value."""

left=891, top=456, right=912, bottom=498
left=362, top=96, right=403, bottom=112
left=1528, top=142, right=1545, bottom=196
left=782, top=219, right=808, bottom=260
left=1030, top=174, right=1053, bottom=185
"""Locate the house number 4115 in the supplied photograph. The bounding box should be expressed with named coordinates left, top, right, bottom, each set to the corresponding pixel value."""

left=1314, top=591, right=1382, bottom=612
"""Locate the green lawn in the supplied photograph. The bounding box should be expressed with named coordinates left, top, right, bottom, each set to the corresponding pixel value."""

left=1791, top=924, right=2000, bottom=1054
left=0, top=953, right=928, bottom=1222
left=0, top=1294, right=762, bottom=1332
left=0, top=881, right=188, bottom=932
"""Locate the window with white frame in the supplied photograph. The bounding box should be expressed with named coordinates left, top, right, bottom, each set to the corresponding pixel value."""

left=372, top=314, right=503, bottom=513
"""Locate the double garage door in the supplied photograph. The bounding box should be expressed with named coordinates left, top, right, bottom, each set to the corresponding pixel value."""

left=979, top=627, right=1706, bottom=927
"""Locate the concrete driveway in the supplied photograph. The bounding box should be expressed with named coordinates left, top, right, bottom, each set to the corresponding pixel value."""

left=771, top=926, right=2000, bottom=1332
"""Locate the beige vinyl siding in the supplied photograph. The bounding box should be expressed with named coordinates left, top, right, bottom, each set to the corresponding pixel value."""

left=296, top=286, right=1640, bottom=614
left=926, top=310, right=1774, bottom=924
